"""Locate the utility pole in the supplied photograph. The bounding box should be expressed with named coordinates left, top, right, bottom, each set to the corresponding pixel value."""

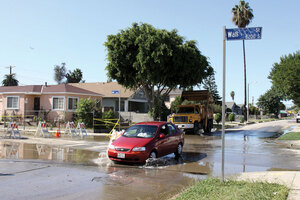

left=5, top=65, right=16, bottom=75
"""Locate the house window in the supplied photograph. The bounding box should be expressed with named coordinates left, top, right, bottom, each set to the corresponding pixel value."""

left=7, top=96, right=19, bottom=109
left=52, top=97, right=64, bottom=110
left=68, top=97, right=78, bottom=110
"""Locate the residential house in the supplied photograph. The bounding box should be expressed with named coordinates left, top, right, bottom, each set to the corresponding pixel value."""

left=225, top=102, right=243, bottom=115
left=70, top=82, right=149, bottom=113
left=0, top=84, right=103, bottom=122
left=162, top=88, right=182, bottom=109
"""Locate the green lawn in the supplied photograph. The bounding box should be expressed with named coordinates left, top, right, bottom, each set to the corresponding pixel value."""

left=279, top=132, right=300, bottom=140
left=174, top=178, right=289, bottom=200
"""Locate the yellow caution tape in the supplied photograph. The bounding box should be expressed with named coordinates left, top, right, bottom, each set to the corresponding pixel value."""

left=93, top=118, right=120, bottom=136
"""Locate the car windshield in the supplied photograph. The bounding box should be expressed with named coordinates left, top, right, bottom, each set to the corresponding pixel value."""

left=122, top=125, right=158, bottom=138
left=177, top=107, right=195, bottom=114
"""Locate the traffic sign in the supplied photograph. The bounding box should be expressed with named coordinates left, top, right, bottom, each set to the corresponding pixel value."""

left=226, top=27, right=262, bottom=40
left=112, top=90, right=120, bottom=94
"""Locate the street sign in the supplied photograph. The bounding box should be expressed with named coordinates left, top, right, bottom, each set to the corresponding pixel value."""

left=112, top=90, right=121, bottom=131
left=226, top=27, right=262, bottom=40
left=112, top=90, right=120, bottom=94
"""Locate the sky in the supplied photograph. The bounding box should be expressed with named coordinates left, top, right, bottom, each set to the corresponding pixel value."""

left=0, top=0, right=299, bottom=106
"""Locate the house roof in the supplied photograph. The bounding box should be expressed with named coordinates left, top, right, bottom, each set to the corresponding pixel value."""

left=225, top=102, right=236, bottom=108
left=161, top=88, right=183, bottom=95
left=0, top=85, right=42, bottom=94
left=0, top=84, right=103, bottom=96
left=69, top=82, right=135, bottom=98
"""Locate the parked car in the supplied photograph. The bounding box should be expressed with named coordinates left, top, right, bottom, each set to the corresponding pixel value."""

left=296, top=113, right=300, bottom=123
left=107, top=121, right=184, bottom=163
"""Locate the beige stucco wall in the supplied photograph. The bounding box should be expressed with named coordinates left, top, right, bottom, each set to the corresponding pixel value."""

left=1, top=94, right=25, bottom=116
left=0, top=93, right=102, bottom=122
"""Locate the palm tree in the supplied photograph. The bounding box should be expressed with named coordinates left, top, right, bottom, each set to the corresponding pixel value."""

left=232, top=0, right=253, bottom=120
left=230, top=91, right=235, bottom=101
left=2, top=74, right=19, bottom=86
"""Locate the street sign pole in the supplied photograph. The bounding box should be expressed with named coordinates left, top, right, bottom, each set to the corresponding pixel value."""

left=119, top=92, right=121, bottom=131
left=222, top=26, right=262, bottom=182
left=112, top=90, right=121, bottom=131
left=221, top=26, right=226, bottom=183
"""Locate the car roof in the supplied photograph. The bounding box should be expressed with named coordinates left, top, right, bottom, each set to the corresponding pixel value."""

left=135, top=121, right=168, bottom=126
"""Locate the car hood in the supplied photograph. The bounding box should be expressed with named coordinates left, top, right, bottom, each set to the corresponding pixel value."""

left=113, top=136, right=153, bottom=149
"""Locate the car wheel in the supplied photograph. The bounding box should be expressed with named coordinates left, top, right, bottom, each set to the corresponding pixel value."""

left=174, top=143, right=183, bottom=157
left=149, top=151, right=157, bottom=159
left=194, top=122, right=199, bottom=134
left=204, top=120, right=213, bottom=134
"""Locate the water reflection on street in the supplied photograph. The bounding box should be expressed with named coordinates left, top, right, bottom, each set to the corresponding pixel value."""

left=1, top=127, right=300, bottom=176
left=0, top=142, right=100, bottom=165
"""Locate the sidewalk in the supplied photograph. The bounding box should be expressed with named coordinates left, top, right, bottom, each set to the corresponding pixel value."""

left=235, top=171, right=300, bottom=200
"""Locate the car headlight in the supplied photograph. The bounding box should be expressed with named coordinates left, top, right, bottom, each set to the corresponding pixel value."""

left=132, top=147, right=146, bottom=151
left=108, top=144, right=115, bottom=150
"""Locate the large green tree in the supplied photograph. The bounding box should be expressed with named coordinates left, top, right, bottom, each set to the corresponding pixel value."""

left=105, top=23, right=213, bottom=119
left=54, top=63, right=66, bottom=84
left=65, top=68, right=83, bottom=83
left=2, top=74, right=19, bottom=86
left=232, top=0, right=254, bottom=120
left=257, top=86, right=284, bottom=117
left=268, top=51, right=300, bottom=106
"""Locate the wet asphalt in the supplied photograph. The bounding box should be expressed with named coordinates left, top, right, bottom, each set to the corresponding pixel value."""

left=0, top=120, right=299, bottom=200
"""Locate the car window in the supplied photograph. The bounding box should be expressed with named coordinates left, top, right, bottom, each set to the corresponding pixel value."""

left=167, top=124, right=176, bottom=135
left=122, top=125, right=158, bottom=138
left=160, top=125, right=169, bottom=135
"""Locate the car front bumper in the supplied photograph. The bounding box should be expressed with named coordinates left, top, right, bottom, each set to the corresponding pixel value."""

left=107, top=149, right=149, bottom=163
left=176, top=123, right=194, bottom=129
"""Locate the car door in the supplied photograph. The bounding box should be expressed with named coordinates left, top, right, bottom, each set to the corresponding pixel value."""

left=167, top=123, right=179, bottom=153
left=156, top=124, right=172, bottom=157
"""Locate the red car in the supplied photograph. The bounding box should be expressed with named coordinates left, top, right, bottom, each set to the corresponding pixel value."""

left=107, top=121, right=184, bottom=163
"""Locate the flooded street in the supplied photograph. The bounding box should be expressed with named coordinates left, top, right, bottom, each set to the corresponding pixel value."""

left=0, top=120, right=299, bottom=199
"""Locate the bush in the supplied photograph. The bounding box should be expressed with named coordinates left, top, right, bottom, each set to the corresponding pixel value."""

left=214, top=113, right=222, bottom=124
left=226, top=108, right=232, bottom=113
left=212, top=104, right=222, bottom=114
left=240, top=116, right=245, bottom=123
left=75, top=98, right=96, bottom=127
left=103, top=109, right=116, bottom=119
left=228, top=113, right=235, bottom=122
left=149, top=96, right=170, bottom=121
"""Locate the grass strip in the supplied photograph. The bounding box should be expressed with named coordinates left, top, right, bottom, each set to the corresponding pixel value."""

left=175, top=178, right=289, bottom=200
left=279, top=132, right=300, bottom=140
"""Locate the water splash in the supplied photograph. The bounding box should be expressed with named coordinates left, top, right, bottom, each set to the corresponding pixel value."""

left=93, top=129, right=124, bottom=167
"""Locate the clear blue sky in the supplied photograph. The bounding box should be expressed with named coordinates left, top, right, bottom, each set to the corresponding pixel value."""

left=0, top=0, right=299, bottom=106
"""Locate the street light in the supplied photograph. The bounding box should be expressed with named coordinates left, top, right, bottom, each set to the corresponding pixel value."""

left=247, top=81, right=257, bottom=123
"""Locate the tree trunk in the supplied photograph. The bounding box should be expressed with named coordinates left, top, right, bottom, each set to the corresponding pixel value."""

left=142, top=86, right=153, bottom=112
left=243, top=40, right=247, bottom=121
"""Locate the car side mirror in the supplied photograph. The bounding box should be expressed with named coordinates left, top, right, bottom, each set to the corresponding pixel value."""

left=159, top=133, right=166, bottom=139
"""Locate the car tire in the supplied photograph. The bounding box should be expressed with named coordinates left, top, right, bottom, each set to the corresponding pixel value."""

left=204, top=120, right=213, bottom=134
left=174, top=143, right=183, bottom=157
left=149, top=151, right=157, bottom=159
left=194, top=122, right=199, bottom=134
